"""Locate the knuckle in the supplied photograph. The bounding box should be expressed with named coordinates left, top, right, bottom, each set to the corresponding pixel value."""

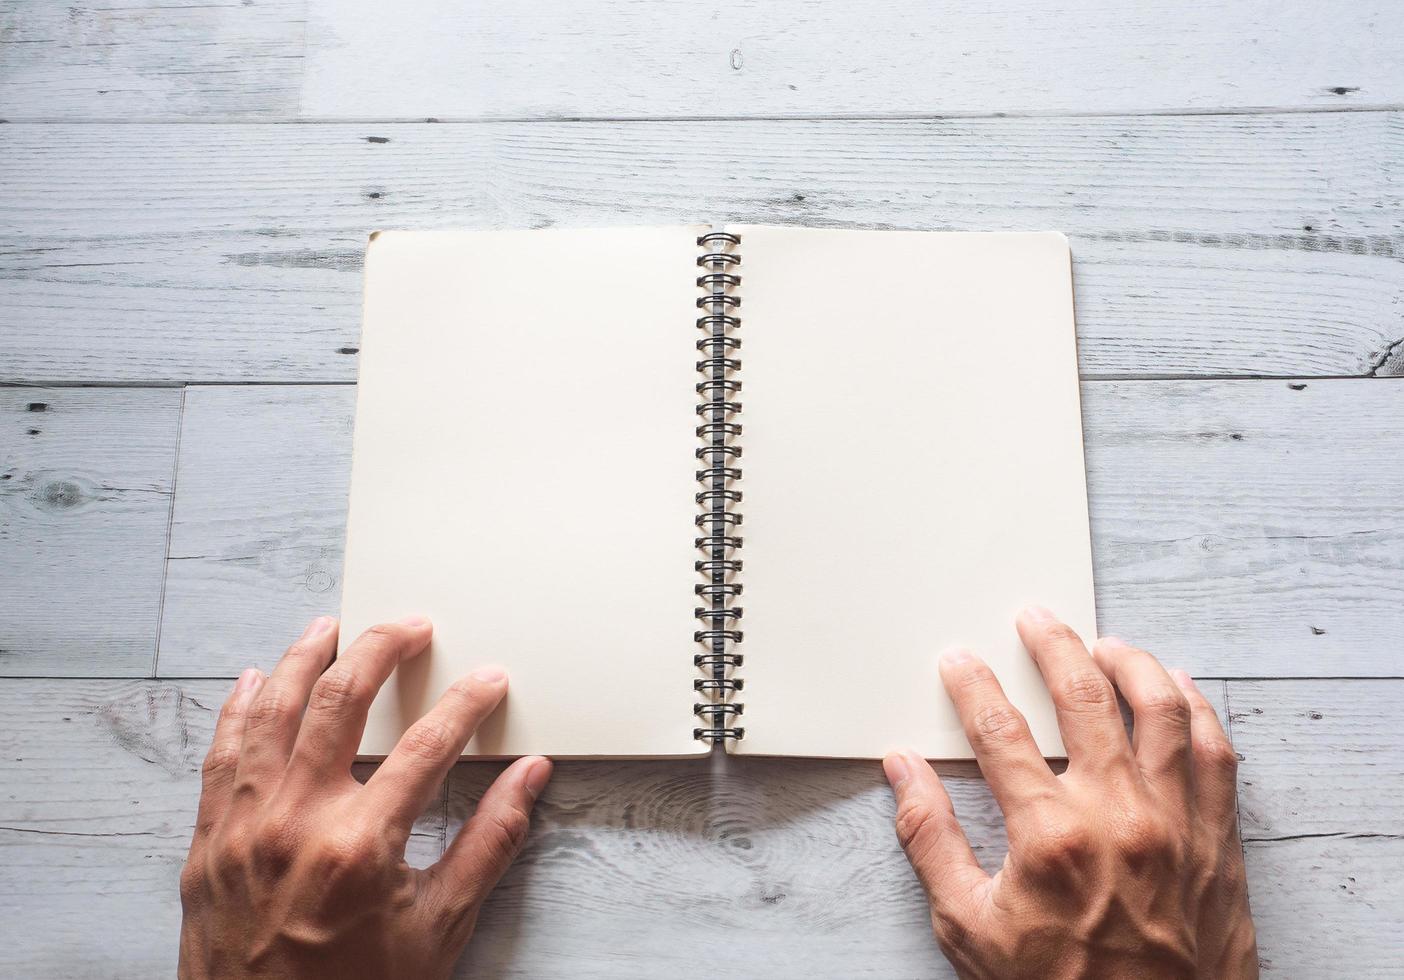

left=446, top=677, right=494, bottom=710
left=362, top=623, right=403, bottom=648
left=1139, top=685, right=1191, bottom=725
left=313, top=827, right=384, bottom=882
left=950, top=661, right=996, bottom=693
left=893, top=800, right=945, bottom=853
left=309, top=668, right=368, bottom=714
left=970, top=703, right=1028, bottom=745
left=201, top=744, right=241, bottom=780
left=481, top=806, right=531, bottom=866
left=1113, top=808, right=1178, bottom=867
left=246, top=689, right=292, bottom=731
left=250, top=814, right=300, bottom=870
left=178, top=861, right=205, bottom=906
left=282, top=635, right=324, bottom=663
left=1054, top=668, right=1116, bottom=711
left=1041, top=622, right=1085, bottom=648
left=1024, top=820, right=1096, bottom=872
left=400, top=719, right=457, bottom=762
left=1197, top=736, right=1240, bottom=774
left=210, top=829, right=252, bottom=882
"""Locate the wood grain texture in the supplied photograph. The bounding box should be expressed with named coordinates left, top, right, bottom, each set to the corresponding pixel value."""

left=1229, top=680, right=1404, bottom=977
left=0, top=0, right=305, bottom=120
left=0, top=679, right=441, bottom=978
left=150, top=380, right=1404, bottom=680
left=0, top=387, right=181, bottom=675
left=0, top=676, right=1217, bottom=978
left=1, top=676, right=1396, bottom=976
left=2, top=114, right=1402, bottom=384
left=3, top=0, right=1401, bottom=120
left=1230, top=680, right=1404, bottom=839
left=300, top=0, right=1404, bottom=120
left=157, top=386, right=355, bottom=676
left=1086, top=380, right=1404, bottom=677
left=1244, top=836, right=1404, bottom=978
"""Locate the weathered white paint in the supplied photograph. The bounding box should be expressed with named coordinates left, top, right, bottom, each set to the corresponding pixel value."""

left=0, top=387, right=181, bottom=675
left=7, top=678, right=1399, bottom=977
left=2, top=0, right=1401, bottom=120
left=153, top=380, right=1404, bottom=679
left=3, top=2, right=1401, bottom=974
left=2, top=115, right=1401, bottom=384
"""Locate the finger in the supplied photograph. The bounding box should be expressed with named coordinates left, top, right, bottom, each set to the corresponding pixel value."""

left=885, top=749, right=991, bottom=917
left=194, top=668, right=265, bottom=842
left=1092, top=637, right=1192, bottom=800
left=236, top=616, right=338, bottom=783
left=431, top=756, right=552, bottom=919
left=1171, top=670, right=1241, bottom=828
left=939, top=649, right=1058, bottom=814
left=363, top=666, right=510, bottom=837
left=1016, top=607, right=1129, bottom=768
left=289, top=617, right=433, bottom=777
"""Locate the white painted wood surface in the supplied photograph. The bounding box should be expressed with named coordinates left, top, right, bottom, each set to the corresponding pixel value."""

left=0, top=680, right=441, bottom=977
left=297, top=0, right=1404, bottom=120
left=3, top=115, right=1402, bottom=384
left=151, top=380, right=1404, bottom=679
left=3, top=0, right=1402, bottom=975
left=0, top=387, right=181, bottom=675
left=2, top=1, right=1401, bottom=120
left=1229, top=681, right=1404, bottom=977
left=6, top=678, right=1400, bottom=977
left=158, top=386, right=357, bottom=677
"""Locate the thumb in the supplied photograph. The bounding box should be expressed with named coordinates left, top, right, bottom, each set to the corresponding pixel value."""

left=885, top=750, right=991, bottom=915
left=430, top=755, right=552, bottom=921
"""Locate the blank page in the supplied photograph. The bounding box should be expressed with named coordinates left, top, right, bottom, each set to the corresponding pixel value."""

left=345, top=228, right=705, bottom=758
left=730, top=226, right=1094, bottom=759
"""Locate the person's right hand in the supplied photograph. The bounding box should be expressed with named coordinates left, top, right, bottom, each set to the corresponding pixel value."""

left=884, top=607, right=1258, bottom=979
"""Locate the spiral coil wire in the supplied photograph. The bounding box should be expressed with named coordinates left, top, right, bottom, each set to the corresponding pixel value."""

left=694, top=231, right=745, bottom=743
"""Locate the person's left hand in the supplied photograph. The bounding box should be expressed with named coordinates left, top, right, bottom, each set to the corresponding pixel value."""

left=178, top=616, right=552, bottom=979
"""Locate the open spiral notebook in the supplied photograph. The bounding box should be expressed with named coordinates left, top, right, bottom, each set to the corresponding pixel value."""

left=340, top=225, right=1096, bottom=760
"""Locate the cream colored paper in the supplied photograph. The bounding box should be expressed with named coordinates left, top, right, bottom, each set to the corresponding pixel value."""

left=344, top=227, right=706, bottom=758
left=729, top=226, right=1094, bottom=759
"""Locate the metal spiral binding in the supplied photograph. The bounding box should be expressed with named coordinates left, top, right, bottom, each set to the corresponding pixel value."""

left=694, top=230, right=745, bottom=744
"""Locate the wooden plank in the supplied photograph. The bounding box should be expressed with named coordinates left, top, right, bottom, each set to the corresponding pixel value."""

left=300, top=1, right=1404, bottom=120
left=0, top=678, right=1215, bottom=978
left=1230, top=680, right=1404, bottom=977
left=439, top=681, right=1395, bottom=979
left=3, top=0, right=1401, bottom=120
left=1086, top=380, right=1404, bottom=677
left=1245, top=836, right=1404, bottom=978
left=157, top=386, right=356, bottom=677
left=0, top=679, right=442, bottom=977
left=0, top=0, right=304, bottom=121
left=2, top=115, right=1402, bottom=384
left=6, top=676, right=1397, bottom=976
left=1230, top=680, right=1403, bottom=838
left=156, top=380, right=1404, bottom=679
left=0, top=387, right=180, bottom=676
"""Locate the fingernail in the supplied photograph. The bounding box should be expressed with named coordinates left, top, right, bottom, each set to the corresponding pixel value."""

left=882, top=752, right=911, bottom=790
left=300, top=615, right=334, bottom=640
left=1020, top=605, right=1055, bottom=624
left=1098, top=635, right=1129, bottom=651
left=939, top=647, right=973, bottom=667
left=524, top=757, right=553, bottom=798
left=233, top=667, right=263, bottom=694
left=397, top=614, right=430, bottom=628
left=470, top=664, right=507, bottom=683
left=1170, top=669, right=1199, bottom=693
